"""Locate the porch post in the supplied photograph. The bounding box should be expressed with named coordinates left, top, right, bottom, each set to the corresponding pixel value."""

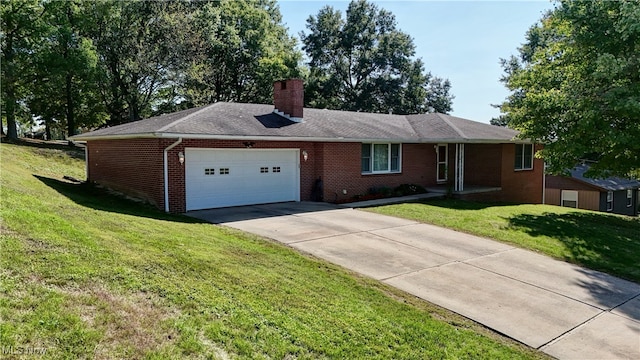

left=454, top=144, right=464, bottom=192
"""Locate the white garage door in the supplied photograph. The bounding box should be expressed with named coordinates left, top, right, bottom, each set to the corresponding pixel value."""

left=185, top=148, right=300, bottom=210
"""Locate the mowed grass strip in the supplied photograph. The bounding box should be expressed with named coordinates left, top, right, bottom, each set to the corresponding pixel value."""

left=0, top=141, right=546, bottom=359
left=367, top=199, right=640, bottom=283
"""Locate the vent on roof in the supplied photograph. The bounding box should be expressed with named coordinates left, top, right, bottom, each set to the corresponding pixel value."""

left=273, top=79, right=303, bottom=122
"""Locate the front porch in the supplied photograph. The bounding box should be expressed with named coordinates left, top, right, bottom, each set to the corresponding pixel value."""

left=425, top=184, right=502, bottom=196
left=430, top=142, right=505, bottom=197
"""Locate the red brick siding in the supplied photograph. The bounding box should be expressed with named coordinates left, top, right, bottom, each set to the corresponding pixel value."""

left=86, top=138, right=544, bottom=213
left=464, top=144, right=543, bottom=203
left=320, top=143, right=434, bottom=202
left=464, top=144, right=502, bottom=187
left=86, top=139, right=165, bottom=208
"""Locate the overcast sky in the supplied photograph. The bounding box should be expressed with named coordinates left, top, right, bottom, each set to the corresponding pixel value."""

left=278, top=0, right=555, bottom=123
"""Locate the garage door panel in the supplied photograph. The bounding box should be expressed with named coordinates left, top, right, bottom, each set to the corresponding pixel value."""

left=185, top=149, right=299, bottom=210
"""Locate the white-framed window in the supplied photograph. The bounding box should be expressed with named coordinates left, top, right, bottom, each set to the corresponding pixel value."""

left=361, top=143, right=401, bottom=174
left=606, top=191, right=613, bottom=211
left=436, top=144, right=448, bottom=183
left=627, top=189, right=633, bottom=207
left=515, top=143, right=534, bottom=171
left=561, top=190, right=578, bottom=208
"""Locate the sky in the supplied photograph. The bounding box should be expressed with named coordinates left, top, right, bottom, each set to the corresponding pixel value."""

left=278, top=0, right=555, bottom=123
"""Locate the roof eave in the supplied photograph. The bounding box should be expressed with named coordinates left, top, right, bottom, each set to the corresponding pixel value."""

left=70, top=132, right=533, bottom=144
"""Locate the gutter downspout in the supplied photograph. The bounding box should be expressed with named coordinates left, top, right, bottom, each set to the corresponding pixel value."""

left=163, top=138, right=182, bottom=213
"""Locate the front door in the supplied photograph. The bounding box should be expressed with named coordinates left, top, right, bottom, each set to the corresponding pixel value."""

left=437, top=144, right=448, bottom=183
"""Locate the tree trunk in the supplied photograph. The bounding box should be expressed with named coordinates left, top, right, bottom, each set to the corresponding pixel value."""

left=66, top=73, right=75, bottom=137
left=4, top=40, right=19, bottom=139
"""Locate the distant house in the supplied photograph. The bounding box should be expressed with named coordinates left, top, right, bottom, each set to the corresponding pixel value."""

left=70, top=79, right=543, bottom=213
left=545, top=164, right=640, bottom=216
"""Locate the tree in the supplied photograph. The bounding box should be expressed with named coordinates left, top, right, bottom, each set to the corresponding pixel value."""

left=301, top=0, right=453, bottom=114
left=178, top=0, right=300, bottom=108
left=31, top=0, right=105, bottom=137
left=1, top=0, right=44, bottom=139
left=499, top=0, right=640, bottom=178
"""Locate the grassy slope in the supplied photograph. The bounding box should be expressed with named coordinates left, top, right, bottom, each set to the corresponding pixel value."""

left=0, top=141, right=545, bottom=359
left=367, top=199, right=640, bottom=283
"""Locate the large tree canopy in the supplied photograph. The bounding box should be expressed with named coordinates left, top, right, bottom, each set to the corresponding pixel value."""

left=301, top=0, right=453, bottom=115
left=1, top=0, right=300, bottom=138
left=500, top=0, right=640, bottom=178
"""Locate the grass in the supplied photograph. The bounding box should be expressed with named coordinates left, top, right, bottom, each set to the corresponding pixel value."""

left=367, top=199, right=640, bottom=283
left=0, top=140, right=547, bottom=359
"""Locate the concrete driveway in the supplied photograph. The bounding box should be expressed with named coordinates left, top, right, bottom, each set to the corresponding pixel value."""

left=188, top=202, right=640, bottom=359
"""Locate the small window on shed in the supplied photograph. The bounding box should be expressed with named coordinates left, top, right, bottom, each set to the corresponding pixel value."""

left=260, top=167, right=269, bottom=173
left=204, top=168, right=215, bottom=175
left=627, top=189, right=633, bottom=207
left=607, top=191, right=613, bottom=211
left=272, top=166, right=281, bottom=173
left=220, top=168, right=230, bottom=175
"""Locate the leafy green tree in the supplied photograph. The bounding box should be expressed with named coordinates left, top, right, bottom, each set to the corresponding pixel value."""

left=301, top=0, right=453, bottom=114
left=1, top=0, right=44, bottom=139
left=500, top=0, right=640, bottom=178
left=178, top=0, right=300, bottom=107
left=30, top=0, right=106, bottom=137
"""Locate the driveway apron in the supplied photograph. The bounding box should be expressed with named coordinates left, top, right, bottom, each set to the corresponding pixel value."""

left=188, top=202, right=640, bottom=360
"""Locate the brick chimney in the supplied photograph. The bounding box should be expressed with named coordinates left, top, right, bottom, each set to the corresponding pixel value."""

left=273, top=79, right=304, bottom=122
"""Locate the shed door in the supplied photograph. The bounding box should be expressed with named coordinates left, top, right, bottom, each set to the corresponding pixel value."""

left=185, top=148, right=299, bottom=210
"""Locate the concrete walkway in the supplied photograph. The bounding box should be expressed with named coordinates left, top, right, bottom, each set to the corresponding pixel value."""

left=188, top=202, right=640, bottom=359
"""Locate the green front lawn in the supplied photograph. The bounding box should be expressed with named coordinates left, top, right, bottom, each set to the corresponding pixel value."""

left=367, top=199, right=640, bottom=283
left=0, top=141, right=545, bottom=359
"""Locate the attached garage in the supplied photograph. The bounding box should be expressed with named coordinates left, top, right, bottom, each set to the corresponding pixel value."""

left=185, top=148, right=300, bottom=210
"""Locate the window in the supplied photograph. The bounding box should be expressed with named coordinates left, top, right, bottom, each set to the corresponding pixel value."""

left=260, top=167, right=269, bottom=173
left=361, top=143, right=401, bottom=174
left=561, top=190, right=578, bottom=208
left=437, top=144, right=448, bottom=183
left=219, top=168, right=230, bottom=175
left=627, top=189, right=633, bottom=207
left=272, top=166, right=281, bottom=173
left=607, top=191, right=613, bottom=211
left=515, top=144, right=534, bottom=170
left=204, top=168, right=215, bottom=175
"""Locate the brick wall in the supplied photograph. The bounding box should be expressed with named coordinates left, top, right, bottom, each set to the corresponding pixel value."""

left=87, top=138, right=544, bottom=213
left=86, top=139, right=166, bottom=208
left=464, top=143, right=502, bottom=187
left=461, top=144, right=543, bottom=204
left=319, top=143, right=434, bottom=202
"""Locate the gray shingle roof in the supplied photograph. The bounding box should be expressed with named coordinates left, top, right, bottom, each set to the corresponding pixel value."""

left=72, top=102, right=522, bottom=143
left=569, top=164, right=640, bottom=191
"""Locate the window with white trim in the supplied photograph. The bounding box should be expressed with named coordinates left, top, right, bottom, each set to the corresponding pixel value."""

left=627, top=189, right=633, bottom=207
left=361, top=143, right=401, bottom=174
left=606, top=191, right=613, bottom=211
left=515, top=144, right=534, bottom=170
left=561, top=190, right=578, bottom=208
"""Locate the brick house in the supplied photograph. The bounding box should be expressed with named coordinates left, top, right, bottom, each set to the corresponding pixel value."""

left=71, top=79, right=543, bottom=213
left=546, top=163, right=640, bottom=216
